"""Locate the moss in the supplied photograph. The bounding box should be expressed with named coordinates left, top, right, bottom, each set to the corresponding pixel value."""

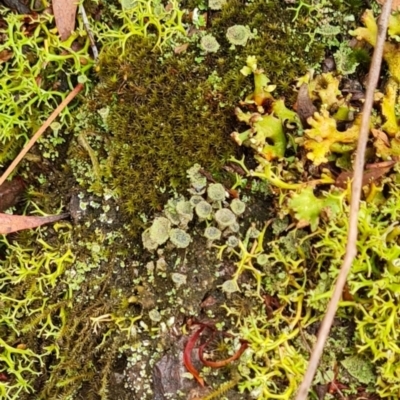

left=83, top=0, right=331, bottom=234
left=91, top=37, right=236, bottom=228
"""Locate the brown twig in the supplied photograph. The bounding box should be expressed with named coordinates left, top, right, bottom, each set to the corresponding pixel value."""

left=295, top=1, right=393, bottom=398
left=79, top=5, right=99, bottom=61
left=0, top=83, right=84, bottom=187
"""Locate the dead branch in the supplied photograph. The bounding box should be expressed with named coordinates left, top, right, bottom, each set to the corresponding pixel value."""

left=0, top=83, right=84, bottom=186
left=79, top=5, right=99, bottom=61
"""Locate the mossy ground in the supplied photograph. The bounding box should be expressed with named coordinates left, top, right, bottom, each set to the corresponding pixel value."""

left=81, top=0, right=331, bottom=231
left=0, top=0, right=385, bottom=399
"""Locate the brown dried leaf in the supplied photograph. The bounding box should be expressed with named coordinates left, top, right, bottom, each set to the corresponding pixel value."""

left=2, top=0, right=30, bottom=14
left=0, top=213, right=69, bottom=235
left=174, top=43, right=189, bottom=54
left=366, top=160, right=397, bottom=169
left=372, top=128, right=394, bottom=159
left=371, top=128, right=390, bottom=146
left=335, top=164, right=394, bottom=188
left=0, top=178, right=25, bottom=212
left=53, top=0, right=77, bottom=41
left=0, top=50, right=13, bottom=64
left=342, top=283, right=354, bottom=302
left=295, top=83, right=317, bottom=127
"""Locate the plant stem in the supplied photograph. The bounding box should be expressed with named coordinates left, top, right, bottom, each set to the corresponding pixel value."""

left=0, top=83, right=84, bottom=187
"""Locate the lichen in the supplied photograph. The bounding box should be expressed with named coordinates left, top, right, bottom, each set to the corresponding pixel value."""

left=301, top=108, right=360, bottom=166
left=200, top=34, right=220, bottom=53
left=169, top=228, right=191, bottom=248
left=0, top=9, right=93, bottom=167
left=226, top=25, right=251, bottom=46
left=204, top=226, right=222, bottom=241
left=230, top=198, right=246, bottom=216
left=149, top=217, right=171, bottom=245
left=195, top=200, right=213, bottom=220
left=208, top=0, right=227, bottom=11
left=341, top=355, right=375, bottom=385
left=207, top=183, right=226, bottom=202
left=214, top=208, right=237, bottom=230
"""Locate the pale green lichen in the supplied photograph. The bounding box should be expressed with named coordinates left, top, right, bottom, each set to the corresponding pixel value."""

left=230, top=198, right=246, bottom=216
left=195, top=201, right=213, bottom=220
left=227, top=221, right=240, bottom=234
left=142, top=230, right=159, bottom=251
left=149, top=217, right=171, bottom=245
left=207, top=183, right=226, bottom=202
left=169, top=228, right=191, bottom=248
left=200, top=34, right=220, bottom=53
left=204, top=226, right=222, bottom=241
left=256, top=253, right=268, bottom=266
left=226, top=25, right=251, bottom=46
left=209, top=0, right=227, bottom=11
left=333, top=42, right=359, bottom=75
left=341, top=355, right=375, bottom=385
left=164, top=198, right=182, bottom=225
left=190, top=195, right=204, bottom=206
left=187, top=164, right=207, bottom=194
left=214, top=209, right=237, bottom=230
left=176, top=200, right=194, bottom=227
left=226, top=235, right=239, bottom=248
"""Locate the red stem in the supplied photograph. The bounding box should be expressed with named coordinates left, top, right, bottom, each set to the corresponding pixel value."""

left=183, top=326, right=205, bottom=387
left=198, top=339, right=248, bottom=368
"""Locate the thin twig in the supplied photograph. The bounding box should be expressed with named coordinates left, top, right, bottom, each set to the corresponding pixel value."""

left=0, top=83, right=84, bottom=187
left=295, top=1, right=393, bottom=398
left=79, top=5, right=99, bottom=61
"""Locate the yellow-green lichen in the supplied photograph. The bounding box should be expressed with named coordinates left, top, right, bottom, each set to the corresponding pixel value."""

left=0, top=9, right=93, bottom=167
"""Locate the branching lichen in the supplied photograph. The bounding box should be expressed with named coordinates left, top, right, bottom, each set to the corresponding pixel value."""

left=0, top=9, right=93, bottom=167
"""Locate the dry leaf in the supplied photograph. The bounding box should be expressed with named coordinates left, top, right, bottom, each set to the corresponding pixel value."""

left=295, top=83, right=317, bottom=127
left=335, top=163, right=394, bottom=188
left=0, top=50, right=13, bottom=64
left=53, top=0, right=78, bottom=41
left=2, top=0, right=30, bottom=14
left=366, top=160, right=397, bottom=169
left=376, top=0, right=400, bottom=10
left=0, top=213, right=69, bottom=235
left=0, top=177, right=25, bottom=212
left=174, top=43, right=189, bottom=54
left=371, top=128, right=396, bottom=159
left=371, top=128, right=390, bottom=147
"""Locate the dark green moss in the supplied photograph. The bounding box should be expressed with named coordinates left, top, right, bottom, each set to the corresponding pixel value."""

left=93, top=37, right=236, bottom=226
left=87, top=0, right=333, bottom=230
